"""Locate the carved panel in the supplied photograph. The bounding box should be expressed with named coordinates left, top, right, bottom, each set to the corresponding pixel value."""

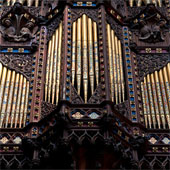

left=41, top=101, right=57, bottom=119
left=46, top=14, right=63, bottom=41
left=106, top=14, right=123, bottom=41
left=71, top=8, right=98, bottom=23
left=0, top=3, right=38, bottom=42
left=136, top=54, right=170, bottom=80
left=114, top=100, right=130, bottom=118
left=88, top=84, right=104, bottom=104
left=0, top=54, right=32, bottom=79
left=111, top=0, right=125, bottom=17
left=71, top=86, right=84, bottom=104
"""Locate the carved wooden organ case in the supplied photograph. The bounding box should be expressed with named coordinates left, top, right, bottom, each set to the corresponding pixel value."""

left=0, top=0, right=170, bottom=169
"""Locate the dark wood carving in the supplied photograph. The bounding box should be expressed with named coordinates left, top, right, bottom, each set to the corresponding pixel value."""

left=111, top=0, right=125, bottom=17
left=114, top=100, right=130, bottom=118
left=41, top=101, right=57, bottom=119
left=46, top=14, right=63, bottom=41
left=88, top=84, right=104, bottom=104
left=0, top=54, right=33, bottom=79
left=71, top=85, right=84, bottom=104
left=71, top=8, right=99, bottom=23
left=136, top=54, right=170, bottom=80
left=0, top=3, right=38, bottom=42
left=106, top=14, right=123, bottom=41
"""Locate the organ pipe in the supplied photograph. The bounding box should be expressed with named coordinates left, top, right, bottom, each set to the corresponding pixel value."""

left=45, top=21, right=63, bottom=105
left=77, top=18, right=82, bottom=96
left=82, top=14, right=88, bottom=103
left=71, top=15, right=100, bottom=103
left=6, top=0, right=40, bottom=6
left=0, top=64, right=29, bottom=128
left=56, top=22, right=62, bottom=104
left=88, top=18, right=95, bottom=95
left=107, top=24, right=114, bottom=102
left=129, top=0, right=163, bottom=7
left=72, top=22, right=76, bottom=86
left=141, top=64, right=170, bottom=129
left=93, top=22, right=99, bottom=86
left=107, top=23, right=125, bottom=105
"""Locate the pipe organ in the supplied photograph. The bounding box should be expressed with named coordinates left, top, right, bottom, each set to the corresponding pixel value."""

left=45, top=22, right=63, bottom=105
left=129, top=0, right=164, bottom=7
left=0, top=63, right=29, bottom=128
left=5, top=0, right=40, bottom=6
left=71, top=14, right=100, bottom=103
left=107, top=24, right=125, bottom=104
left=141, top=64, right=170, bottom=129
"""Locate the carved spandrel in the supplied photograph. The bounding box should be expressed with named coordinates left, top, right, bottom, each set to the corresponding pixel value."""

left=106, top=14, right=123, bottom=41
left=0, top=54, right=33, bottom=79
left=71, top=8, right=99, bottom=23
left=136, top=54, right=170, bottom=80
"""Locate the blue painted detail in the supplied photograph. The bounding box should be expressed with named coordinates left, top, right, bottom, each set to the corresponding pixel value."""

left=73, top=3, right=77, bottom=6
left=130, top=91, right=133, bottom=95
left=127, top=66, right=131, bottom=69
left=126, top=54, right=130, bottom=57
left=13, top=49, right=18, bottom=52
left=127, top=60, right=130, bottom=63
left=129, top=84, right=133, bottom=88
left=132, top=111, right=136, bottom=115
left=130, top=97, right=134, bottom=101
left=1, top=49, right=7, bottom=52
left=132, top=118, right=137, bottom=121
left=124, top=38, right=128, bottom=41
left=131, top=104, right=135, bottom=108
left=24, top=49, right=29, bottom=53
left=128, top=78, right=133, bottom=82
left=128, top=72, right=132, bottom=75
left=66, top=97, right=70, bottom=100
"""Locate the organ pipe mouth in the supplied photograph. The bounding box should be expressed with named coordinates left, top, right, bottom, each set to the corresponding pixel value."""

left=0, top=63, right=29, bottom=128
left=141, top=64, right=170, bottom=129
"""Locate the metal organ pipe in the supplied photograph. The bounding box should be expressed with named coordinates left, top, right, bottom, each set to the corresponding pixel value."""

left=45, top=22, right=63, bottom=105
left=71, top=15, right=100, bottom=103
left=129, top=0, right=163, bottom=7
left=141, top=64, right=170, bottom=129
left=106, top=23, right=125, bottom=104
left=0, top=64, right=29, bottom=128
left=6, top=0, right=40, bottom=6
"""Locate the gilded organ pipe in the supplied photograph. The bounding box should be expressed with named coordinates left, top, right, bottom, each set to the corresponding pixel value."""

left=56, top=22, right=62, bottom=104
left=76, top=18, right=82, bottom=96
left=72, top=22, right=76, bottom=86
left=0, top=70, right=11, bottom=128
left=5, top=71, right=16, bottom=128
left=82, top=14, right=88, bottom=103
left=93, top=22, right=99, bottom=86
left=0, top=64, right=29, bottom=128
left=88, top=18, right=95, bottom=95
left=150, top=73, right=161, bottom=129
left=19, top=78, right=27, bottom=128
left=106, top=23, right=125, bottom=105
left=129, top=0, right=163, bottom=7
left=147, top=75, right=156, bottom=129
left=107, top=24, right=114, bottom=102
left=15, top=75, right=23, bottom=128
left=141, top=64, right=170, bottom=129
left=118, top=40, right=125, bottom=102
left=45, top=40, right=52, bottom=102
left=141, top=82, right=148, bottom=128
left=48, top=34, right=55, bottom=103
left=71, top=15, right=101, bottom=102
left=45, top=21, right=63, bottom=105
left=52, top=29, right=59, bottom=104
